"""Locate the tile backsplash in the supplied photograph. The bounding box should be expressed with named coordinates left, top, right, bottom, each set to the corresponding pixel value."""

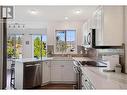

left=97, top=48, right=125, bottom=73
left=47, top=45, right=84, bottom=57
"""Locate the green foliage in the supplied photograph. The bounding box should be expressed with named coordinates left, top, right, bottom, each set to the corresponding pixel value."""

left=7, top=36, right=22, bottom=58
left=7, top=39, right=15, bottom=58
left=34, top=37, right=46, bottom=59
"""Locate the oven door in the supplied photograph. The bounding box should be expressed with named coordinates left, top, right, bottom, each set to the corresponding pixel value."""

left=73, top=66, right=81, bottom=89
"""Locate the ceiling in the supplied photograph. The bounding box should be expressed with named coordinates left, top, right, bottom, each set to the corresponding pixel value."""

left=13, top=6, right=98, bottom=22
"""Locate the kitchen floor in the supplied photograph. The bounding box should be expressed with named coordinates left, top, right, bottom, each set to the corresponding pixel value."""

left=35, top=84, right=75, bottom=90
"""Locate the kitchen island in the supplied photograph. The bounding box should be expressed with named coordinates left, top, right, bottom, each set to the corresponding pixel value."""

left=14, top=57, right=53, bottom=89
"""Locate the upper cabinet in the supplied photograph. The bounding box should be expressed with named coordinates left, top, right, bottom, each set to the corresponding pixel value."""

left=83, top=6, right=124, bottom=47
left=92, top=7, right=103, bottom=46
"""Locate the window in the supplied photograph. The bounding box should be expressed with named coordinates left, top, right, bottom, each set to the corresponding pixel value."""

left=32, top=34, right=47, bottom=59
left=55, top=30, right=76, bottom=53
left=7, top=34, right=23, bottom=59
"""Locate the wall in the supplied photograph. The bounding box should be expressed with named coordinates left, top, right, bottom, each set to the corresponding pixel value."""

left=124, top=6, right=127, bottom=73
left=0, top=6, right=3, bottom=89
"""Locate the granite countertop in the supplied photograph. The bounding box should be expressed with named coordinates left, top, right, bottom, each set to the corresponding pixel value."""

left=81, top=66, right=127, bottom=89
left=52, top=57, right=73, bottom=61
left=13, top=57, right=53, bottom=63
left=73, top=57, right=95, bottom=62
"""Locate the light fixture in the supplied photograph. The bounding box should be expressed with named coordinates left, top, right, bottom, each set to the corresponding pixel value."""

left=74, top=10, right=81, bottom=15
left=28, top=9, right=39, bottom=15
left=65, top=17, right=69, bottom=20
left=8, top=23, right=25, bottom=29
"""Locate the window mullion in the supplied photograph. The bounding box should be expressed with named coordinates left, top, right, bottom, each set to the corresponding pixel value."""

left=41, top=35, right=42, bottom=60
left=65, top=30, right=67, bottom=52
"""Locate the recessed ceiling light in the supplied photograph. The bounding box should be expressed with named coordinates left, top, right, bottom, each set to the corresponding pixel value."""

left=28, top=9, right=39, bottom=15
left=75, top=10, right=81, bottom=15
left=65, top=17, right=69, bottom=20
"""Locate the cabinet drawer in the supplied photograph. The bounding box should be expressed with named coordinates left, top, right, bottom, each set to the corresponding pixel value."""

left=82, top=74, right=95, bottom=90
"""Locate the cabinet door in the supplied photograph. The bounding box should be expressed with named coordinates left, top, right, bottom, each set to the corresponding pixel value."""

left=93, top=7, right=103, bottom=46
left=51, top=61, right=62, bottom=81
left=62, top=61, right=76, bottom=82
left=82, top=22, right=88, bottom=45
left=42, top=61, right=51, bottom=84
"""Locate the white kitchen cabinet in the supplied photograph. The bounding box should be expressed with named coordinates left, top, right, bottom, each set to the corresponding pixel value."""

left=81, top=73, right=95, bottom=90
left=93, top=6, right=124, bottom=46
left=92, top=7, right=103, bottom=46
left=82, top=6, right=124, bottom=47
left=51, top=61, right=62, bottom=81
left=62, top=61, right=76, bottom=82
left=82, top=22, right=88, bottom=45
left=42, top=61, right=51, bottom=84
left=51, top=60, right=76, bottom=83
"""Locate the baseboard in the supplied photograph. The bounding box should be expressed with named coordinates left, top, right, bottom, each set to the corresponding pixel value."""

left=41, top=81, right=76, bottom=86
left=41, top=82, right=50, bottom=86
left=50, top=81, right=76, bottom=84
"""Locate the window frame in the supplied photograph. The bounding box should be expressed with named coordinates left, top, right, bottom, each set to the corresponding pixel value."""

left=54, top=30, right=77, bottom=54
left=7, top=34, right=23, bottom=59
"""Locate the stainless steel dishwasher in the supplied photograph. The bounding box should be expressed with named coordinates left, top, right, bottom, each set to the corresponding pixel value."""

left=23, top=62, right=42, bottom=89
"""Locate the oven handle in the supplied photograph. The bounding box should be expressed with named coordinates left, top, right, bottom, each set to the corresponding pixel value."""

left=73, top=66, right=79, bottom=73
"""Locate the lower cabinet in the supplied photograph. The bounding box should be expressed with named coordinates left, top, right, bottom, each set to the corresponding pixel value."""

left=51, top=60, right=76, bottom=83
left=42, top=61, right=51, bottom=84
left=50, top=61, right=62, bottom=81
left=61, top=61, right=76, bottom=82
left=42, top=60, right=76, bottom=85
left=81, top=73, right=95, bottom=90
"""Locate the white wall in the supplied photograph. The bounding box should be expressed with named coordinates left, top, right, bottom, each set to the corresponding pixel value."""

left=124, top=7, right=127, bottom=73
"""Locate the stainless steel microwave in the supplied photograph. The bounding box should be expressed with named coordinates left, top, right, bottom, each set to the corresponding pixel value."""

left=84, top=29, right=96, bottom=48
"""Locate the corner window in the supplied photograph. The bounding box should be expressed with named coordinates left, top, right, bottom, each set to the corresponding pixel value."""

left=55, top=30, right=76, bottom=54
left=7, top=34, right=23, bottom=59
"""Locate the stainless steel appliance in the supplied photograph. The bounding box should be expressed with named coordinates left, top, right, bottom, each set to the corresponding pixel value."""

left=84, top=29, right=96, bottom=48
left=73, top=61, right=82, bottom=89
left=23, top=62, right=42, bottom=89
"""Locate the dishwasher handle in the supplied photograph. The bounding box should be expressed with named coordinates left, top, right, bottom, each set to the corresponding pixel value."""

left=25, top=64, right=35, bottom=67
left=35, top=64, right=41, bottom=66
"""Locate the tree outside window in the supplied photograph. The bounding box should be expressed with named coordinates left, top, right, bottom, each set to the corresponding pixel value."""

left=55, top=30, right=76, bottom=54
left=33, top=35, right=47, bottom=59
